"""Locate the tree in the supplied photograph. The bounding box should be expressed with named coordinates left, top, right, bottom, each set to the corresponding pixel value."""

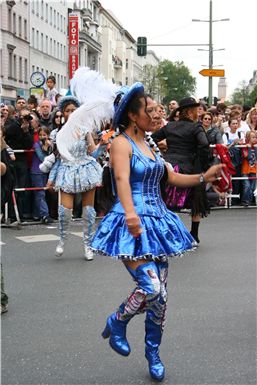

left=141, top=64, right=159, bottom=100
left=156, top=60, right=196, bottom=105
left=249, top=84, right=257, bottom=106
left=231, top=81, right=251, bottom=106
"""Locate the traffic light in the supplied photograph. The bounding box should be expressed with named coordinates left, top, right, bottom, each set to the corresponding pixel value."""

left=203, top=96, right=209, bottom=105
left=137, top=36, right=147, bottom=56
left=214, top=96, right=219, bottom=106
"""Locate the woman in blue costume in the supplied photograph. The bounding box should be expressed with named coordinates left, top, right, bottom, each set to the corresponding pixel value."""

left=90, top=83, right=223, bottom=382
left=48, top=95, right=103, bottom=260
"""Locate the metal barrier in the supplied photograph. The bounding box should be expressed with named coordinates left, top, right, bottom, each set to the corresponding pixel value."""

left=2, top=145, right=256, bottom=227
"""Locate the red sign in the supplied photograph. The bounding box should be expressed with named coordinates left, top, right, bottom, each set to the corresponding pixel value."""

left=68, top=13, right=79, bottom=80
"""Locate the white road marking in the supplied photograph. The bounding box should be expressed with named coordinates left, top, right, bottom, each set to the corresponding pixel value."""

left=16, top=234, right=59, bottom=243
left=70, top=232, right=83, bottom=238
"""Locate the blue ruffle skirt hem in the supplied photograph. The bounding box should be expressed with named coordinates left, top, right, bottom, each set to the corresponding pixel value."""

left=55, top=161, right=102, bottom=193
left=91, top=210, right=197, bottom=261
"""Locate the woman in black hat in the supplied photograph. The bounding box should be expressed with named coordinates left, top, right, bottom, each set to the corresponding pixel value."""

left=90, top=86, right=223, bottom=381
left=152, top=97, right=212, bottom=243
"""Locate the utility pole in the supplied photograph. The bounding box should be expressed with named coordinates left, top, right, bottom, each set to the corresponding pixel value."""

left=209, top=0, right=213, bottom=105
left=192, top=0, right=229, bottom=105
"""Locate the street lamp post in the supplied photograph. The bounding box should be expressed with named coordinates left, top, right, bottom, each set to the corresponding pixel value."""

left=192, top=0, right=229, bottom=104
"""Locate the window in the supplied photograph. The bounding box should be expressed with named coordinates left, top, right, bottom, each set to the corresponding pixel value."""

left=8, top=9, right=12, bottom=30
left=41, top=33, right=44, bottom=51
left=45, top=4, right=48, bottom=20
left=41, top=0, right=44, bottom=19
left=32, top=65, right=35, bottom=74
left=18, top=16, right=22, bottom=37
left=54, top=40, right=56, bottom=57
left=0, top=50, right=2, bottom=77
left=46, top=36, right=48, bottom=53
left=19, top=57, right=23, bottom=81
left=24, top=19, right=27, bottom=39
left=13, top=13, right=16, bottom=34
left=8, top=51, right=12, bottom=77
left=50, top=7, right=52, bottom=24
left=24, top=59, right=28, bottom=82
left=57, top=42, right=59, bottom=59
left=13, top=55, right=17, bottom=79
left=36, top=30, right=39, bottom=49
left=60, top=15, right=63, bottom=32
left=54, top=10, right=56, bottom=27
left=32, top=28, right=35, bottom=47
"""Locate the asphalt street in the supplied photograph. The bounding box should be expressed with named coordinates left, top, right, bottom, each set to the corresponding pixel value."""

left=1, top=209, right=256, bottom=385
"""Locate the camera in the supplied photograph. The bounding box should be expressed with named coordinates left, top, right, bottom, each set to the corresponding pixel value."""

left=22, top=114, right=33, bottom=121
left=17, top=114, right=33, bottom=125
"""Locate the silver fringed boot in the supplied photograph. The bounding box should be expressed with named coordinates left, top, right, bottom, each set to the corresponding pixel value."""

left=82, top=205, right=96, bottom=260
left=55, top=205, right=72, bottom=257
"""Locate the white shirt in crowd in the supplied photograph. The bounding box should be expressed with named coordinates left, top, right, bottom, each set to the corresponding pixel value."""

left=222, top=120, right=250, bottom=134
left=222, top=130, right=245, bottom=145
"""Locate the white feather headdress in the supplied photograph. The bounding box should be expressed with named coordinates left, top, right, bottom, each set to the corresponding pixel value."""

left=56, top=67, right=119, bottom=162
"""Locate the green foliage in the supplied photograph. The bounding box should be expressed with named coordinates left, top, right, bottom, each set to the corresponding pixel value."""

left=230, top=80, right=257, bottom=106
left=157, top=60, right=196, bottom=105
left=249, top=84, right=257, bottom=106
left=141, top=64, right=159, bottom=99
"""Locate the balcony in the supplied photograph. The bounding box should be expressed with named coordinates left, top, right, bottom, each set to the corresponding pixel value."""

left=112, top=55, right=122, bottom=69
left=81, top=8, right=93, bottom=22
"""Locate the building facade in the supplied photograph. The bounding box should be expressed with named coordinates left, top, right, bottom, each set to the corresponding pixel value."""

left=30, top=0, right=69, bottom=92
left=0, top=0, right=160, bottom=104
left=0, top=0, right=30, bottom=103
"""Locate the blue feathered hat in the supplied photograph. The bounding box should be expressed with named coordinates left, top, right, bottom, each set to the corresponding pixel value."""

left=112, top=82, right=144, bottom=129
left=58, top=95, right=80, bottom=112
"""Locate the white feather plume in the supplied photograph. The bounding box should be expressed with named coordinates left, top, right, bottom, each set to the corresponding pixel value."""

left=56, top=67, right=119, bottom=162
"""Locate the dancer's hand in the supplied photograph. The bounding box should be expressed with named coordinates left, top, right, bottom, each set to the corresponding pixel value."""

left=125, top=212, right=142, bottom=238
left=203, top=164, right=225, bottom=183
left=46, top=180, right=54, bottom=191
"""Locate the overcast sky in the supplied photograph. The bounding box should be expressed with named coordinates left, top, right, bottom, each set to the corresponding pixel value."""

left=100, top=0, right=256, bottom=100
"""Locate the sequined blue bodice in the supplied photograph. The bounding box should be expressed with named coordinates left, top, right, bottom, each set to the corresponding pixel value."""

left=111, top=134, right=167, bottom=217
left=64, top=127, right=93, bottom=164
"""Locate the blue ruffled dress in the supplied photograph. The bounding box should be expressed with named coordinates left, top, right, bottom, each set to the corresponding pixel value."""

left=54, top=131, right=103, bottom=194
left=91, top=134, right=196, bottom=260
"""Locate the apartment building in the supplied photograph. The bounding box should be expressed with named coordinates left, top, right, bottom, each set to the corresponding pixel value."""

left=30, top=0, right=69, bottom=91
left=0, top=0, right=160, bottom=103
left=0, top=0, right=30, bottom=103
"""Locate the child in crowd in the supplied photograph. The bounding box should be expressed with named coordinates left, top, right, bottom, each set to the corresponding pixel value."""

left=30, top=126, right=53, bottom=223
left=241, top=131, right=257, bottom=206
left=45, top=75, right=59, bottom=107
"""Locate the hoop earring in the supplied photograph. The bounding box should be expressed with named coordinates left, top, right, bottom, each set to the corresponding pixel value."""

left=132, top=121, right=138, bottom=135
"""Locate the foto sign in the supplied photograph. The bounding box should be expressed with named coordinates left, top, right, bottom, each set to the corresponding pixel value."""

left=68, top=13, right=79, bottom=80
left=199, top=69, right=225, bottom=77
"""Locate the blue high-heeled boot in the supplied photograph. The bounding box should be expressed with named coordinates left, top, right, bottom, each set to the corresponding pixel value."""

left=145, top=318, right=165, bottom=382
left=102, top=262, right=162, bottom=357
left=102, top=312, right=131, bottom=356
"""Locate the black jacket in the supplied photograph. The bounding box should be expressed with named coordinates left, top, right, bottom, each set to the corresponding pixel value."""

left=152, top=119, right=211, bottom=173
left=4, top=117, right=34, bottom=162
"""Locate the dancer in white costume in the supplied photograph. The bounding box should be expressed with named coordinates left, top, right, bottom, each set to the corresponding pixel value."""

left=47, top=67, right=118, bottom=260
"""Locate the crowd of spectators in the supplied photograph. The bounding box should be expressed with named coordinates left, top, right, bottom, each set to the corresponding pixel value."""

left=1, top=82, right=257, bottom=224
